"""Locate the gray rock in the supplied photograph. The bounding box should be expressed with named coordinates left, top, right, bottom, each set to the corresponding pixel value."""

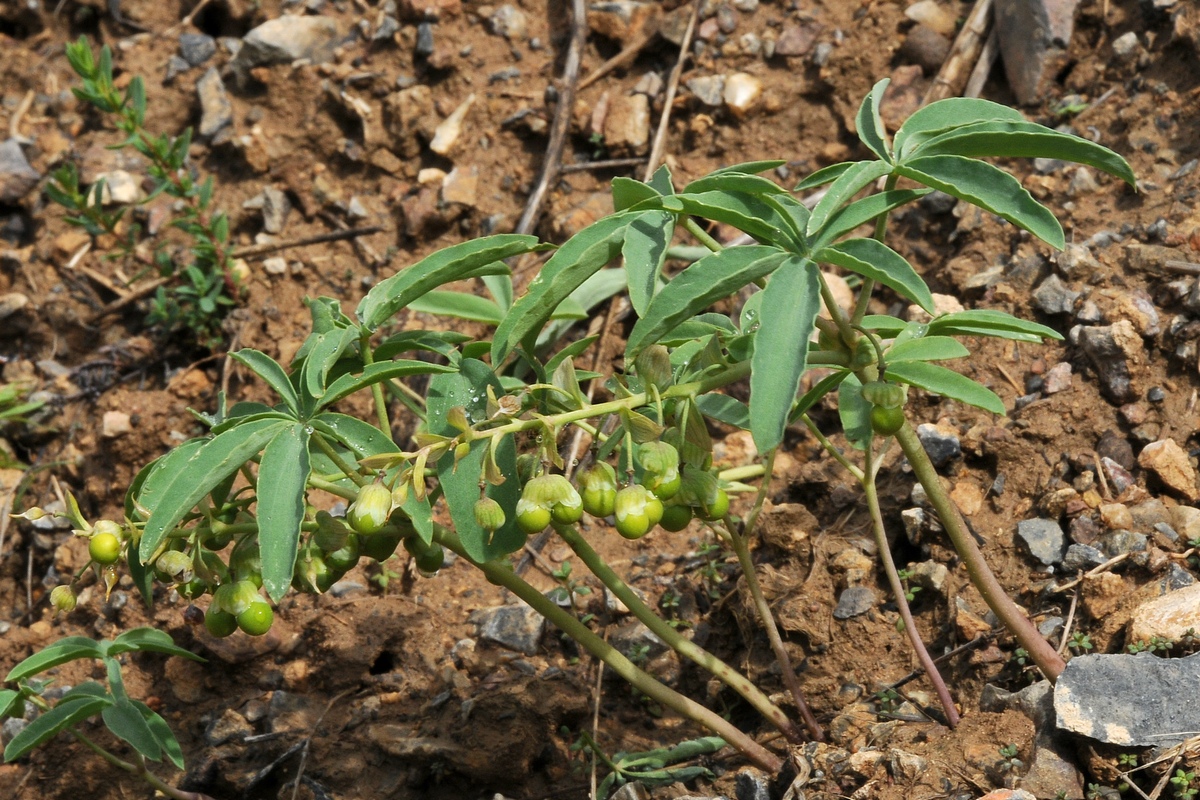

left=1079, top=321, right=1141, bottom=404
left=1101, top=456, right=1137, bottom=494
left=735, top=768, right=771, bottom=800
left=1097, top=530, right=1147, bottom=557
left=196, top=68, right=233, bottom=140
left=1055, top=651, right=1200, bottom=746
left=908, top=560, right=949, bottom=594
left=179, top=33, right=217, bottom=66
left=0, top=140, right=40, bottom=204
left=686, top=75, right=726, bottom=106
left=900, top=24, right=950, bottom=74
left=1042, top=362, right=1072, bottom=394
left=982, top=680, right=1084, bottom=799
left=1161, top=563, right=1195, bottom=592
left=1, top=717, right=27, bottom=746
left=415, top=21, right=434, bottom=55
left=205, top=708, right=253, bottom=746
left=833, top=586, right=876, bottom=619
left=1016, top=518, right=1066, bottom=566
left=994, top=0, right=1079, bottom=104
left=261, top=186, right=290, bottom=234
left=1061, top=543, right=1105, bottom=572
left=473, top=604, right=545, bottom=655
left=233, top=15, right=340, bottom=73
left=1039, top=615, right=1065, bottom=640
left=374, top=15, right=400, bottom=41
left=610, top=620, right=668, bottom=660
left=489, top=4, right=528, bottom=39
left=915, top=423, right=960, bottom=467
left=1111, top=31, right=1141, bottom=61
left=1032, top=274, right=1080, bottom=315
left=165, top=55, right=193, bottom=82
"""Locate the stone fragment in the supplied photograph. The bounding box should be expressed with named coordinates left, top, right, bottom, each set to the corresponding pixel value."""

left=414, top=21, right=434, bottom=54
left=233, top=16, right=340, bottom=71
left=735, top=768, right=771, bottom=800
left=603, top=93, right=650, bottom=155
left=179, top=33, right=217, bottom=66
left=900, top=24, right=950, bottom=75
left=587, top=1, right=656, bottom=43
left=833, top=586, right=876, bottom=619
left=1042, top=362, right=1072, bottom=394
left=1032, top=274, right=1079, bottom=315
left=1016, top=518, right=1066, bottom=566
left=440, top=166, right=478, bottom=207
left=1171, top=506, right=1200, bottom=540
left=1139, top=439, right=1198, bottom=501
left=686, top=75, right=725, bottom=106
left=904, top=0, right=958, bottom=36
left=994, top=0, right=1079, bottom=105
left=430, top=94, right=475, bottom=155
left=1128, top=582, right=1200, bottom=643
left=398, top=0, right=460, bottom=19
left=1098, top=503, right=1132, bottom=531
left=774, top=22, right=820, bottom=56
left=101, top=411, right=132, bottom=438
left=609, top=620, right=667, bottom=659
left=950, top=481, right=983, bottom=515
left=908, top=560, right=949, bottom=594
left=384, top=84, right=436, bottom=159
left=1059, top=541, right=1102, bottom=571
left=1078, top=320, right=1142, bottom=404
left=489, top=4, right=528, bottom=39
left=263, top=256, right=288, bottom=275
left=91, top=170, right=143, bottom=205
left=205, top=708, right=253, bottom=746
left=1096, top=530, right=1146, bottom=557
left=916, top=423, right=960, bottom=467
left=723, top=72, right=762, bottom=117
left=164, top=55, right=192, bottom=82
left=197, top=67, right=233, bottom=141
left=1055, top=651, right=1200, bottom=746
left=0, top=140, right=39, bottom=205
left=474, top=603, right=545, bottom=655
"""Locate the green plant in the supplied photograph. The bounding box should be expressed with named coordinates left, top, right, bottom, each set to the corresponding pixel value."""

left=998, top=743, right=1024, bottom=773
left=46, top=38, right=241, bottom=347
left=1173, top=769, right=1198, bottom=800
left=13, top=77, right=1133, bottom=771
left=0, top=629, right=210, bottom=800
left=566, top=729, right=724, bottom=799
left=1068, top=632, right=1093, bottom=653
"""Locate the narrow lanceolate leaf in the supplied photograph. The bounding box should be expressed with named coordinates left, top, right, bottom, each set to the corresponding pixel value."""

left=612, top=176, right=661, bottom=211
left=626, top=245, right=787, bottom=358
left=654, top=192, right=799, bottom=249
left=103, top=699, right=163, bottom=761
left=806, top=160, right=891, bottom=238
left=140, top=419, right=291, bottom=563
left=815, top=238, right=935, bottom=313
left=705, top=159, right=786, bottom=178
left=107, top=628, right=202, bottom=661
left=682, top=171, right=788, bottom=197
left=230, top=349, right=300, bottom=417
left=4, top=696, right=112, bottom=762
left=894, top=155, right=1064, bottom=248
left=812, top=188, right=930, bottom=250
left=885, top=336, right=970, bottom=363
left=299, top=325, right=359, bottom=405
left=794, top=161, right=856, bottom=192
left=750, top=257, right=821, bottom=451
left=356, top=234, right=542, bottom=332
left=837, top=372, right=872, bottom=449
left=894, top=97, right=1025, bottom=160
left=493, top=212, right=633, bottom=364
left=138, top=701, right=185, bottom=770
left=256, top=423, right=311, bottom=602
left=885, top=360, right=1006, bottom=414
left=623, top=211, right=674, bottom=315
left=319, top=359, right=456, bottom=409
left=695, top=393, right=749, bottom=429
left=856, top=78, right=892, bottom=162
left=910, top=120, right=1136, bottom=185
left=6, top=637, right=105, bottom=682
left=926, top=309, right=1063, bottom=341
left=406, top=290, right=505, bottom=325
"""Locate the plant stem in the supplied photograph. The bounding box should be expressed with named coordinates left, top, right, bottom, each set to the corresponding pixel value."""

left=430, top=525, right=783, bottom=772
left=800, top=413, right=864, bottom=481
left=892, top=421, right=1065, bottom=681
left=68, top=729, right=216, bottom=800
left=360, top=332, right=392, bottom=433
left=851, top=174, right=899, bottom=326
left=718, top=464, right=766, bottom=483
left=310, top=433, right=369, bottom=487
left=684, top=218, right=724, bottom=253
left=861, top=439, right=959, bottom=727
left=553, top=522, right=806, bottom=744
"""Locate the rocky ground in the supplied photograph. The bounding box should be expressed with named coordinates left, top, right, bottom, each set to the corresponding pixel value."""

left=1, top=0, right=1200, bottom=799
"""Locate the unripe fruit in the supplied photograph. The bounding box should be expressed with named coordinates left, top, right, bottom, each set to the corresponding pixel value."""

left=214, top=579, right=260, bottom=616
left=89, top=532, right=122, bottom=565
left=204, top=605, right=238, bottom=638
left=50, top=585, right=77, bottom=614
left=237, top=601, right=274, bottom=636
left=293, top=553, right=334, bottom=594
left=314, top=511, right=350, bottom=552
left=156, top=550, right=194, bottom=584
left=414, top=545, right=444, bottom=575
left=347, top=483, right=393, bottom=535
left=698, top=488, right=730, bottom=522
left=359, top=526, right=405, bottom=562
left=474, top=497, right=506, bottom=532
left=870, top=404, right=905, bottom=436
left=580, top=462, right=618, bottom=518
left=326, top=534, right=360, bottom=573
left=614, top=484, right=664, bottom=540
left=637, top=442, right=681, bottom=500
left=658, top=503, right=692, bottom=532
left=179, top=578, right=209, bottom=600
left=860, top=381, right=906, bottom=409
left=515, top=499, right=551, bottom=533
left=517, top=474, right=581, bottom=531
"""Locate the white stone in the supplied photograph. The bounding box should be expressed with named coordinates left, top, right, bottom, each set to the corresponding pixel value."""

left=723, top=72, right=762, bottom=117
left=430, top=93, right=475, bottom=155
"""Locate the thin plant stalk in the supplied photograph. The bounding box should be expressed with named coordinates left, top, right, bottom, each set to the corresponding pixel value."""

left=862, top=437, right=959, bottom=727
left=53, top=720, right=215, bottom=800
left=430, top=525, right=784, bottom=772
left=893, top=421, right=1065, bottom=680
left=553, top=522, right=807, bottom=744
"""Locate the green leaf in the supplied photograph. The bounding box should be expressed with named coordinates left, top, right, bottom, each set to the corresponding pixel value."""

left=626, top=245, right=786, bottom=358
left=103, top=698, right=162, bottom=761
left=926, top=309, right=1063, bottom=341
left=859, top=314, right=908, bottom=337
left=612, top=177, right=661, bottom=211
left=319, top=360, right=456, bottom=409
left=838, top=372, right=872, bottom=449
left=811, top=188, right=931, bottom=250
left=794, top=161, right=856, bottom=192
left=299, top=325, right=359, bottom=406
left=695, top=394, right=749, bottom=429
left=356, top=234, right=542, bottom=332
left=750, top=257, right=821, bottom=451
left=482, top=273, right=513, bottom=312
left=885, top=336, right=970, bottom=362
left=856, top=78, right=892, bottom=162
left=815, top=238, right=935, bottom=313
left=493, top=212, right=633, bottom=364
left=705, top=159, right=786, bottom=177
left=139, top=419, right=291, bottom=563
left=739, top=289, right=763, bottom=333
left=137, top=701, right=185, bottom=770
left=647, top=164, right=674, bottom=195
left=427, top=361, right=524, bottom=562
left=256, top=422, right=311, bottom=602
left=894, top=97, right=1025, bottom=159
left=806, top=160, right=891, bottom=238
left=407, top=290, right=505, bottom=324
left=6, top=637, right=105, bottom=682
left=107, top=629, right=203, bottom=662
left=0, top=689, right=21, bottom=719
left=4, top=696, right=112, bottom=762
left=230, top=349, right=300, bottom=417
left=653, top=191, right=799, bottom=250
left=894, top=155, right=1064, bottom=248
left=373, top=330, right=471, bottom=361
left=623, top=211, right=674, bottom=315
left=909, top=120, right=1136, bottom=185
left=682, top=171, right=788, bottom=197
left=312, top=413, right=398, bottom=460
left=885, top=360, right=1005, bottom=414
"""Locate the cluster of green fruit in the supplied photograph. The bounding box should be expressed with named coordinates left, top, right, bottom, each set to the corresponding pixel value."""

left=511, top=441, right=729, bottom=540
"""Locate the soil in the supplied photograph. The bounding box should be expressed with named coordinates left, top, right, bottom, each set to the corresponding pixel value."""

left=1, top=0, right=1199, bottom=799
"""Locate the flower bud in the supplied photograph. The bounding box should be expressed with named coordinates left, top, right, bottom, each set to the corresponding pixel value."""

left=860, top=381, right=906, bottom=409
left=348, top=483, right=394, bottom=535
left=13, top=507, right=48, bottom=521
left=214, top=579, right=261, bottom=616
left=580, top=462, right=618, bottom=518
left=50, top=585, right=77, bottom=614
left=314, top=511, right=350, bottom=553
left=474, top=497, right=506, bottom=532
left=92, top=519, right=124, bottom=539
left=637, top=442, right=681, bottom=500
left=523, top=474, right=583, bottom=526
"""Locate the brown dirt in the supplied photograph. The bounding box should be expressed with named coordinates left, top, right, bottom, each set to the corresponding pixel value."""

left=1, top=0, right=1200, bottom=798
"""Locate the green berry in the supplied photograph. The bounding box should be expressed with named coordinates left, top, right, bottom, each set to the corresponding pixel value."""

left=359, top=526, right=405, bottom=562
left=580, top=462, right=618, bottom=518
left=698, top=488, right=730, bottom=522
left=326, top=533, right=360, bottom=573
left=870, top=404, right=905, bottom=435
left=614, top=484, right=664, bottom=540
left=658, top=503, right=693, bottom=532
left=414, top=545, right=444, bottom=574
left=474, top=497, right=506, bottom=532
left=347, top=483, right=394, bottom=535
left=88, top=532, right=122, bottom=565
left=637, top=442, right=681, bottom=500
left=214, top=579, right=261, bottom=616
left=50, top=585, right=77, bottom=614
left=237, top=601, right=274, bottom=636
left=204, top=605, right=238, bottom=638
left=515, top=499, right=552, bottom=533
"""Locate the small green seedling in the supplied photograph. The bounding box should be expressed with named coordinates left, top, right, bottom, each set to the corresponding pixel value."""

left=566, top=729, right=724, bottom=799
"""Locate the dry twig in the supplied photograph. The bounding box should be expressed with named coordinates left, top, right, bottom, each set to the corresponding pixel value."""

left=923, top=0, right=993, bottom=105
